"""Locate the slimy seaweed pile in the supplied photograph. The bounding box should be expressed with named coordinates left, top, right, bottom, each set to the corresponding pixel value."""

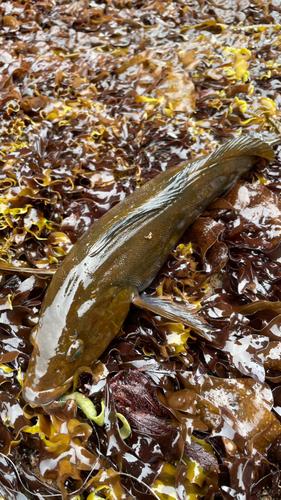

left=0, top=1, right=281, bottom=499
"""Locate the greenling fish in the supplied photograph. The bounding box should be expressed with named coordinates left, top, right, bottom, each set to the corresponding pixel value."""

left=22, top=136, right=274, bottom=405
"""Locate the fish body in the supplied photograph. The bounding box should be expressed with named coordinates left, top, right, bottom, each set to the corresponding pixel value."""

left=22, top=137, right=274, bottom=405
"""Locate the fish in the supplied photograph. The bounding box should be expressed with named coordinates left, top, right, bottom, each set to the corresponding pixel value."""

left=22, top=136, right=275, bottom=405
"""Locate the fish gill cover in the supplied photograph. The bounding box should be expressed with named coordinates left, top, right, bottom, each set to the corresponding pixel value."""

left=0, top=0, right=281, bottom=499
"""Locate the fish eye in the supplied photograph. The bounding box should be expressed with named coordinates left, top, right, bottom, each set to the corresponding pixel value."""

left=66, top=338, right=84, bottom=362
left=72, top=348, right=83, bottom=361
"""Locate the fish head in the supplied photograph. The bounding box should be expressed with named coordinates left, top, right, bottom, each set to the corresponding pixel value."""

left=22, top=316, right=88, bottom=406
left=22, top=284, right=135, bottom=405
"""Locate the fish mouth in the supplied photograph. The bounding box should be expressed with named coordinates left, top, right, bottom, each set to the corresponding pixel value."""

left=22, top=379, right=73, bottom=406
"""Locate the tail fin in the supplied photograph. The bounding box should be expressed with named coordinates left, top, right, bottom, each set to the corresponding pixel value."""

left=188, top=136, right=275, bottom=175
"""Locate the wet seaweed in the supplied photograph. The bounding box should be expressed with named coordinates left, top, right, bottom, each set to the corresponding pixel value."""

left=1, top=0, right=281, bottom=499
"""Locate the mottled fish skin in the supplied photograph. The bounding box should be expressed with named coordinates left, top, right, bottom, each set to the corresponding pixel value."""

left=22, top=137, right=274, bottom=405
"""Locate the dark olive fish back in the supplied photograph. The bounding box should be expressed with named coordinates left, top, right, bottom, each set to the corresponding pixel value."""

left=22, top=137, right=274, bottom=405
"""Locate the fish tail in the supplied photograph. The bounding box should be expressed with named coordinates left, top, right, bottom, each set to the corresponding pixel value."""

left=189, top=136, right=275, bottom=175
left=219, top=136, right=275, bottom=161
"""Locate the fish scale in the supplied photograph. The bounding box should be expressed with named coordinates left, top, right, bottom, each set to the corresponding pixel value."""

left=22, top=136, right=275, bottom=405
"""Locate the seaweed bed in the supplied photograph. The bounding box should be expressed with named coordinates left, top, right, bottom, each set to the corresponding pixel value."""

left=0, top=1, right=281, bottom=499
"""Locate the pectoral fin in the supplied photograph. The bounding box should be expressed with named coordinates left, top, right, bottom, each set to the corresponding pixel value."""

left=132, top=294, right=215, bottom=341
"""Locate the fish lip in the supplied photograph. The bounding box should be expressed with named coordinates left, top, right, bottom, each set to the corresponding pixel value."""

left=22, top=379, right=73, bottom=406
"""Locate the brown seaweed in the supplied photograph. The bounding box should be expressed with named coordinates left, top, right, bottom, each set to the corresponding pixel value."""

left=0, top=0, right=281, bottom=499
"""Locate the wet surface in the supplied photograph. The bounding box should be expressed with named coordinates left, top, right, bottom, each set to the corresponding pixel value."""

left=0, top=0, right=281, bottom=499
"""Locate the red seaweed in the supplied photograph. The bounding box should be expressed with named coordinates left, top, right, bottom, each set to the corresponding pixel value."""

left=0, top=0, right=281, bottom=499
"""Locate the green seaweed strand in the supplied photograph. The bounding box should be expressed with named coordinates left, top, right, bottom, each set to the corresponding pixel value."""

left=58, top=392, right=131, bottom=439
